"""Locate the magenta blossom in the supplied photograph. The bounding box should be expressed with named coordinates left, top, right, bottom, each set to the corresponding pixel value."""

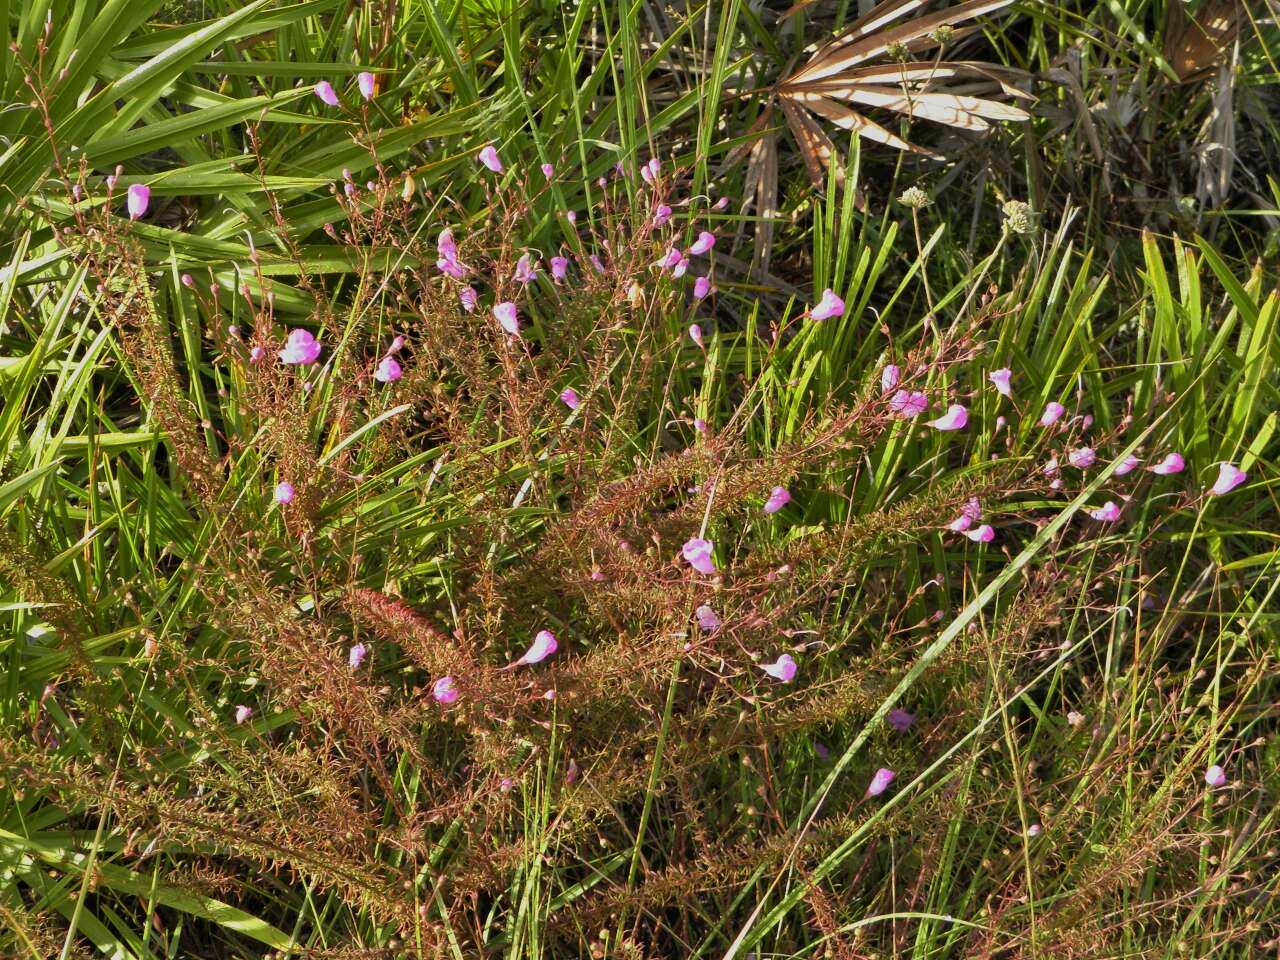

left=672, top=257, right=689, bottom=279
left=1068, top=447, right=1097, bottom=468
left=887, top=708, right=915, bottom=732
left=1039, top=402, right=1066, bottom=426
left=1088, top=501, right=1121, bottom=522
left=866, top=767, right=896, bottom=797
left=653, top=203, right=673, bottom=227
left=374, top=356, right=402, bottom=383
left=273, top=481, right=295, bottom=505
left=657, top=247, right=682, bottom=270
left=948, top=497, right=982, bottom=531
left=550, top=256, right=569, bottom=280
left=763, top=486, right=791, bottom=515
left=387, top=335, right=405, bottom=354
left=1209, top=462, right=1246, bottom=496
left=432, top=675, right=459, bottom=704
left=689, top=323, right=704, bottom=348
left=695, top=604, right=721, bottom=632
left=810, top=288, right=845, bottom=321
left=688, top=231, right=716, bottom=256
left=1115, top=453, right=1141, bottom=475
left=313, top=80, right=339, bottom=106
left=588, top=254, right=606, bottom=273
left=126, top=183, right=150, bottom=220
left=348, top=642, right=368, bottom=669
left=279, top=329, right=322, bottom=365
left=357, top=71, right=376, bottom=100
left=881, top=364, right=901, bottom=393
left=513, top=254, right=538, bottom=284
left=1204, top=764, right=1227, bottom=788
left=693, top=276, right=711, bottom=299
left=459, top=286, right=478, bottom=313
left=682, top=537, right=716, bottom=575
left=646, top=157, right=661, bottom=180
left=693, top=418, right=708, bottom=434
left=478, top=145, right=503, bottom=173
left=559, top=387, right=580, bottom=410
left=541, top=162, right=555, bottom=179
left=234, top=705, right=254, bottom=725
left=927, top=404, right=968, bottom=431
left=1148, top=453, right=1185, bottom=475
left=493, top=302, right=520, bottom=335
left=760, top=654, right=797, bottom=682
left=514, top=630, right=558, bottom=667
left=890, top=390, right=929, bottom=418
left=988, top=368, right=1013, bottom=398
left=964, top=524, right=995, bottom=543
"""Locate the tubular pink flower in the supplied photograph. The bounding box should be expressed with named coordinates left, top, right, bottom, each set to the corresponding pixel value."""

left=1068, top=447, right=1096, bottom=468
left=866, top=767, right=896, bottom=797
left=672, top=256, right=689, bottom=279
left=348, top=642, right=368, bottom=669
left=810, top=288, right=845, bottom=321
left=513, top=254, right=538, bottom=284
left=357, top=71, right=376, bottom=100
left=279, top=328, right=322, bottom=365
left=1039, top=401, right=1066, bottom=426
left=313, top=80, right=339, bottom=106
left=1115, top=453, right=1141, bottom=476
left=387, top=335, right=405, bottom=354
left=559, top=387, right=580, bottom=410
left=653, top=203, right=673, bottom=227
left=682, top=537, right=716, bottom=575
left=1209, top=462, right=1246, bottom=496
left=541, top=162, right=555, bottom=179
left=478, top=145, right=503, bottom=173
left=881, top=364, right=900, bottom=392
left=695, top=604, right=721, bottom=632
left=433, top=675, right=459, bottom=704
left=657, top=247, right=682, bottom=270
left=550, top=256, right=569, bottom=281
left=964, top=523, right=995, bottom=542
left=763, top=486, right=791, bottom=515
left=516, top=630, right=558, bottom=666
left=1088, top=501, right=1121, bottom=522
left=890, top=390, right=928, bottom=418
left=988, top=367, right=1013, bottom=398
left=693, top=276, right=711, bottom=299
left=126, top=183, right=150, bottom=220
left=234, top=705, right=253, bottom=725
left=493, top=302, right=520, bottom=335
left=927, top=404, right=968, bottom=431
left=760, top=654, right=797, bottom=682
left=688, top=231, right=716, bottom=256
left=374, top=356, right=402, bottom=383
left=689, top=324, right=704, bottom=348
left=1148, top=453, right=1185, bottom=475
left=647, top=158, right=661, bottom=180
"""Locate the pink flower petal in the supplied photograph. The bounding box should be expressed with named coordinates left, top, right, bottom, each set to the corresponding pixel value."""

left=1088, top=500, right=1121, bottom=522
left=1148, top=453, right=1185, bottom=475
left=988, top=368, right=1012, bottom=398
left=459, top=286, right=478, bottom=312
left=763, top=486, right=791, bottom=515
left=890, top=390, right=929, bottom=418
left=550, top=256, right=569, bottom=281
left=693, top=276, right=711, bottom=299
left=695, top=604, right=721, bottom=631
left=927, top=404, right=968, bottom=431
left=234, top=705, right=253, bottom=725
left=866, top=767, right=896, bottom=797
left=681, top=537, right=716, bottom=575
left=348, top=642, right=368, bottom=669
left=541, top=162, right=555, bottom=179
left=881, top=364, right=900, bottom=392
left=126, top=183, right=150, bottom=220
left=1114, top=454, right=1141, bottom=476
left=1067, top=447, right=1096, bottom=468
left=964, top=523, right=995, bottom=542
left=886, top=708, right=914, bottom=732
left=810, top=288, right=845, bottom=321
left=518, top=630, right=558, bottom=666
left=1204, top=764, right=1227, bottom=788
left=760, top=654, right=797, bottom=682
left=433, top=675, right=459, bottom=704
left=273, top=481, right=295, bottom=505
left=1039, top=402, right=1065, bottom=426
left=493, top=302, right=520, bottom=335
left=559, top=387, right=580, bottom=410
left=478, top=145, right=504, bottom=173
left=357, top=71, right=376, bottom=100
left=313, top=81, right=339, bottom=106
left=278, top=328, right=322, bottom=365
left=1209, top=462, right=1246, bottom=496
left=688, top=231, right=716, bottom=256
left=374, top=356, right=402, bottom=383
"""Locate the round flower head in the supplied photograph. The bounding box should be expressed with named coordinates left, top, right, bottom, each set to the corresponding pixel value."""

left=1209, top=462, right=1246, bottom=496
left=763, top=486, right=791, bottom=515
left=866, top=767, right=896, bottom=797
left=313, top=80, right=340, bottom=106
left=559, top=387, right=580, bottom=410
left=695, top=604, right=721, bottom=632
left=652, top=204, right=673, bottom=227
left=348, top=642, right=368, bottom=669
left=459, top=286, right=478, bottom=313
left=234, top=705, right=254, bottom=725
left=1148, top=453, right=1186, bottom=475
left=693, top=276, right=711, bottom=299
left=890, top=390, right=928, bottom=418
left=760, top=654, right=797, bottom=682
left=1088, top=501, right=1122, bottom=522
left=432, top=675, right=459, bottom=705
left=1204, top=764, right=1227, bottom=788
left=493, top=302, right=520, bottom=335
left=988, top=368, right=1013, bottom=398
left=681, top=537, right=716, bottom=575
left=927, top=404, right=968, bottom=431
left=516, top=630, right=558, bottom=667
left=357, top=71, right=376, bottom=100
left=1068, top=447, right=1097, bottom=468
left=810, top=288, right=845, bottom=321
left=689, top=323, right=704, bottom=348
left=374, top=356, right=402, bottom=383
left=550, top=256, right=569, bottom=281
left=541, top=162, right=555, bottom=179
left=279, top=328, right=322, bottom=365
left=687, top=231, right=716, bottom=256
left=886, top=708, right=915, bottom=732
left=881, top=364, right=901, bottom=393
left=478, top=145, right=503, bottom=173
left=273, top=481, right=295, bottom=505
left=1039, top=401, right=1066, bottom=427
left=1114, top=453, right=1141, bottom=476
left=964, top=523, right=995, bottom=543
left=126, top=183, right=150, bottom=220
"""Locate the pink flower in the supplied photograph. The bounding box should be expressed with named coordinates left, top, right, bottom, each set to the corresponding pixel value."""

left=459, top=286, right=477, bottom=312
left=387, top=335, right=405, bottom=354
left=948, top=497, right=982, bottom=531
left=1068, top=447, right=1096, bottom=468
left=1209, top=462, right=1246, bottom=496
left=657, top=247, right=682, bottom=270
left=1043, top=456, right=1059, bottom=477
left=478, top=145, right=503, bottom=173
left=887, top=708, right=915, bottom=732
left=810, top=288, right=845, bottom=321
left=374, top=357, right=402, bottom=383
left=348, top=642, right=368, bottom=669
left=688, top=231, right=716, bottom=256
left=672, top=256, right=689, bottom=279
left=866, top=767, right=896, bottom=797
left=493, top=302, right=520, bottom=335
left=890, top=390, right=929, bottom=418
left=693, top=276, right=711, bottom=299
left=279, top=328, right=322, bottom=365
left=559, top=387, right=580, bottom=410
left=881, top=365, right=900, bottom=392
left=988, top=368, right=1013, bottom=398
left=1039, top=402, right=1066, bottom=426
left=1115, top=454, right=1141, bottom=476
left=693, top=418, right=708, bottom=434
left=234, top=705, right=253, bottom=725
left=249, top=345, right=265, bottom=363
left=927, top=404, right=968, bottom=431
left=515, top=630, right=558, bottom=667
left=433, top=675, right=459, bottom=704
left=763, top=486, right=791, bottom=515
left=273, top=481, right=295, bottom=505
left=588, top=254, right=606, bottom=273
left=964, top=524, right=995, bottom=542
left=437, top=228, right=467, bottom=278
left=653, top=203, right=673, bottom=227
left=689, top=324, right=704, bottom=348
left=313, top=80, right=340, bottom=106
left=126, top=183, right=150, bottom=220
left=1204, top=764, right=1227, bottom=788
left=541, top=162, right=555, bottom=179
left=1088, top=501, right=1121, bottom=522
left=682, top=537, right=716, bottom=575
left=357, top=71, right=376, bottom=100
left=695, top=604, right=721, bottom=631
left=760, top=654, right=797, bottom=682
left=550, top=256, right=569, bottom=281
left=1148, top=453, right=1185, bottom=475
left=647, top=157, right=661, bottom=180
left=513, top=254, right=538, bottom=284
left=948, top=514, right=973, bottom=532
